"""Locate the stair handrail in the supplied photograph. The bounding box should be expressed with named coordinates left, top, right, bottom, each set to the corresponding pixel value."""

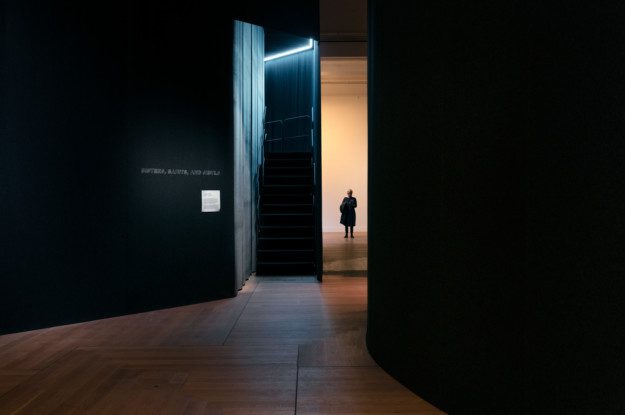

left=264, top=115, right=312, bottom=143
left=283, top=115, right=311, bottom=124
left=264, top=120, right=284, bottom=142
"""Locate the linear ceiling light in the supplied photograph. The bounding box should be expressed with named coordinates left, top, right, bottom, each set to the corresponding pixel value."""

left=264, top=39, right=314, bottom=62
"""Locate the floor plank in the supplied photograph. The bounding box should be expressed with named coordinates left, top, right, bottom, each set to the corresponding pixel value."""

left=298, top=327, right=375, bottom=367
left=297, top=367, right=443, bottom=415
left=181, top=365, right=297, bottom=415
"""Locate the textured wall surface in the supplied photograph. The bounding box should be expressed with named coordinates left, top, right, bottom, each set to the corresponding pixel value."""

left=233, top=21, right=264, bottom=290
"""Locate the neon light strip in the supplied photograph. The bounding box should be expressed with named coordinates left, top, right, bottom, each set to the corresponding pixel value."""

left=264, top=39, right=314, bottom=62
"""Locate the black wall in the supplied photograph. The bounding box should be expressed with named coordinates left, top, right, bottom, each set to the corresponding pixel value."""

left=265, top=31, right=316, bottom=153
left=368, top=1, right=625, bottom=414
left=236, top=0, right=319, bottom=41
left=1, top=1, right=318, bottom=334
left=125, top=3, right=236, bottom=312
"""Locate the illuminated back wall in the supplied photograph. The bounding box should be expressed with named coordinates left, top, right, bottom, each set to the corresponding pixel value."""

left=321, top=80, right=368, bottom=232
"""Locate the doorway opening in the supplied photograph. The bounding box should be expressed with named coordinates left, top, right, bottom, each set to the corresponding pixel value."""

left=233, top=10, right=368, bottom=285
left=320, top=58, right=368, bottom=275
left=233, top=21, right=322, bottom=286
left=318, top=0, right=368, bottom=276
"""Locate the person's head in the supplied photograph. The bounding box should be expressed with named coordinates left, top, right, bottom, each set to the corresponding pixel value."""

left=347, top=189, right=353, bottom=197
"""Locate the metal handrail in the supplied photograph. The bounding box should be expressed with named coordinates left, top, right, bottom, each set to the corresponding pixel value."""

left=264, top=115, right=312, bottom=143
left=281, top=134, right=311, bottom=141
left=283, top=115, right=311, bottom=124
left=264, top=120, right=283, bottom=142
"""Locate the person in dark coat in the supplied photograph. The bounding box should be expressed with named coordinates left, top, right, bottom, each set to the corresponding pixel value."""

left=340, top=189, right=357, bottom=238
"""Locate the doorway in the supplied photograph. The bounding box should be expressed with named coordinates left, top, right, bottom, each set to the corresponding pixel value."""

left=318, top=0, right=368, bottom=276
left=235, top=22, right=322, bottom=282
left=321, top=58, right=368, bottom=275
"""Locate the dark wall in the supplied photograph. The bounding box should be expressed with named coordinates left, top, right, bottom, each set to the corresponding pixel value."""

left=265, top=31, right=315, bottom=153
left=235, top=0, right=319, bottom=41
left=3, top=2, right=134, bottom=331
left=1, top=1, right=319, bottom=334
left=521, top=2, right=625, bottom=412
left=125, top=3, right=236, bottom=312
left=368, top=1, right=625, bottom=414
left=266, top=30, right=312, bottom=56
left=1, top=1, right=234, bottom=333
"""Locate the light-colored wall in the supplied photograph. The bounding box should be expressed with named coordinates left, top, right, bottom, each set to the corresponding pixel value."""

left=321, top=82, right=368, bottom=232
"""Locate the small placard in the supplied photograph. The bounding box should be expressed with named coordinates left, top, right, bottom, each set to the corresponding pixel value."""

left=201, top=190, right=220, bottom=212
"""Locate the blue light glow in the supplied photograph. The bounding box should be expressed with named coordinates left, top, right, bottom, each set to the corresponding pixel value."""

left=264, top=39, right=314, bottom=62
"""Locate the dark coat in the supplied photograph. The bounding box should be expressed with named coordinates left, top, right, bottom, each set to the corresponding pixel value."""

left=340, top=197, right=357, bottom=226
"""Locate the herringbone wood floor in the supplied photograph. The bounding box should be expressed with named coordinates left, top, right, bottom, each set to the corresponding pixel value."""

left=0, top=276, right=444, bottom=414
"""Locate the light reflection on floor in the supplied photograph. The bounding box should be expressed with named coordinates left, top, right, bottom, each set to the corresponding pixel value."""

left=323, top=232, right=368, bottom=274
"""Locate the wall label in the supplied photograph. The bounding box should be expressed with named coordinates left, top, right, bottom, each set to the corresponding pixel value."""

left=140, top=168, right=221, bottom=176
left=201, top=190, right=221, bottom=212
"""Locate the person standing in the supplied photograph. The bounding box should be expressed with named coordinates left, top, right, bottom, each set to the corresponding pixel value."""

left=340, top=189, right=357, bottom=238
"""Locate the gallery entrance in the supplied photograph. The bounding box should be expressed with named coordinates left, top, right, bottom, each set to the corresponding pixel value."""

left=320, top=58, right=368, bottom=276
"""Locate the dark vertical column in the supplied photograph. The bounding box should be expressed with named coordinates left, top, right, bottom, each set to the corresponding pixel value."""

left=312, top=41, right=323, bottom=281
left=250, top=25, right=265, bottom=273
left=233, top=21, right=250, bottom=291
left=234, top=20, right=264, bottom=289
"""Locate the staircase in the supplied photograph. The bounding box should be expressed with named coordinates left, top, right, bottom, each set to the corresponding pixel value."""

left=257, top=151, right=316, bottom=276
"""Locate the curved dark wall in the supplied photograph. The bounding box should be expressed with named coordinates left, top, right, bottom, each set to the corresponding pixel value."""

left=367, top=1, right=625, bottom=414
left=1, top=0, right=319, bottom=335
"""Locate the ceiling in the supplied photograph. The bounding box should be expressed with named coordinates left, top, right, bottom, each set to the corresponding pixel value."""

left=319, top=0, right=367, bottom=57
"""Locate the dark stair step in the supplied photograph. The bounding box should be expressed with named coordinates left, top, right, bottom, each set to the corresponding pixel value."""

left=260, top=194, right=312, bottom=204
left=257, top=249, right=315, bottom=262
left=264, top=152, right=311, bottom=159
left=265, top=166, right=311, bottom=172
left=261, top=184, right=312, bottom=195
left=257, top=152, right=315, bottom=276
left=260, top=213, right=313, bottom=226
left=261, top=203, right=312, bottom=214
left=264, top=175, right=313, bottom=186
left=258, top=236, right=314, bottom=250
left=259, top=225, right=314, bottom=238
left=264, top=159, right=311, bottom=168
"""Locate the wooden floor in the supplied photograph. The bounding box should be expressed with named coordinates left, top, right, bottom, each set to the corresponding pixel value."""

left=0, top=276, right=444, bottom=414
left=323, top=232, right=368, bottom=274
